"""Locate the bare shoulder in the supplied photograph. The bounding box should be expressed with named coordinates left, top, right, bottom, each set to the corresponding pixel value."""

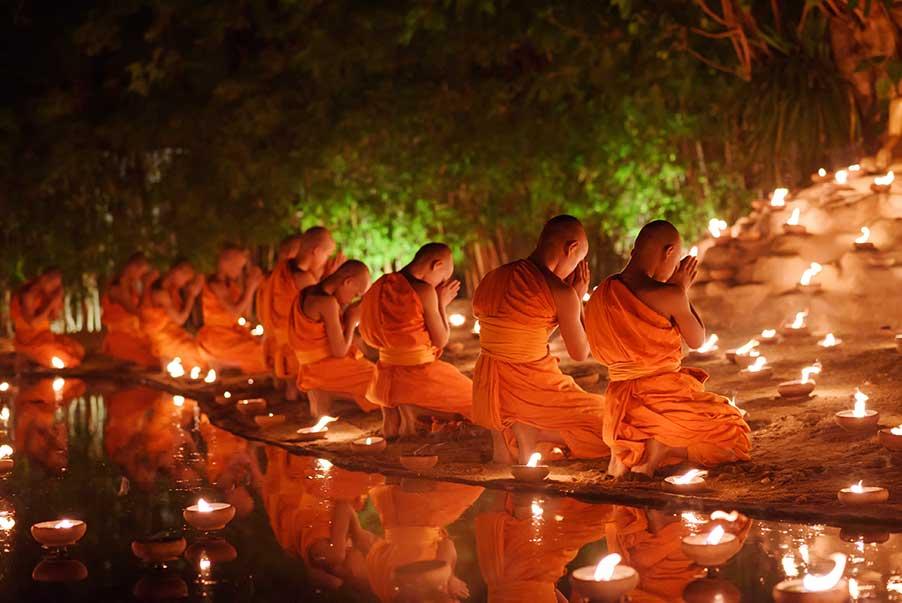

left=632, top=280, right=684, bottom=317
left=408, top=279, right=435, bottom=303
left=305, top=290, right=338, bottom=319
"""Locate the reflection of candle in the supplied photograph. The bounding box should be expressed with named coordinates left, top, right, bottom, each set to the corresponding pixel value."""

left=448, top=313, right=466, bottom=327
left=183, top=499, right=235, bottom=531
left=571, top=553, right=640, bottom=602
left=52, top=377, right=65, bottom=395
left=31, top=519, right=87, bottom=547
left=203, top=369, right=216, bottom=384
left=838, top=480, right=889, bottom=505
left=166, top=357, right=185, bottom=378
left=773, top=553, right=848, bottom=602
left=771, top=188, right=788, bottom=207
left=50, top=356, right=65, bottom=370
left=664, top=468, right=708, bottom=493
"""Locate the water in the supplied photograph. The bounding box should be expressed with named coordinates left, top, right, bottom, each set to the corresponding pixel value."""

left=0, top=379, right=899, bottom=602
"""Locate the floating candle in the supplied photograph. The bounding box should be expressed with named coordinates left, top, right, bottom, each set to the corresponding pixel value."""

left=681, top=524, right=741, bottom=567
left=837, top=480, right=889, bottom=505
left=351, top=436, right=387, bottom=453
left=183, top=498, right=235, bottom=531
left=872, top=170, right=894, bottom=192
left=297, top=415, right=338, bottom=435
left=799, top=262, right=823, bottom=288
left=773, top=553, right=848, bottom=603
left=0, top=445, right=13, bottom=474
left=817, top=333, right=841, bottom=348
left=50, top=356, right=65, bottom=370
left=834, top=388, right=879, bottom=431
left=31, top=519, right=87, bottom=547
left=448, top=313, right=466, bottom=327
left=166, top=357, right=185, bottom=379
left=203, top=369, right=216, bottom=384
left=571, top=553, right=640, bottom=603
left=664, top=468, right=708, bottom=493
left=771, top=188, right=789, bottom=207
left=510, top=452, right=550, bottom=482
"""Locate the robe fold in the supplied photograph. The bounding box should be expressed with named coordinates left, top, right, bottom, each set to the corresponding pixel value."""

left=359, top=273, right=472, bottom=418
left=139, top=284, right=207, bottom=370
left=471, top=259, right=608, bottom=459
left=101, top=290, right=158, bottom=368
left=11, top=289, right=84, bottom=369
left=475, top=496, right=613, bottom=603
left=258, top=259, right=300, bottom=379
left=197, top=281, right=267, bottom=374
left=585, top=277, right=751, bottom=469
left=288, top=292, right=377, bottom=412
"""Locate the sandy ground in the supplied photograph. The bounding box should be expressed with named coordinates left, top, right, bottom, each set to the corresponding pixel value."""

left=2, top=312, right=900, bottom=531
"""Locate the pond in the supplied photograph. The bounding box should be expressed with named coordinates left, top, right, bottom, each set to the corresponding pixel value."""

left=0, top=379, right=899, bottom=602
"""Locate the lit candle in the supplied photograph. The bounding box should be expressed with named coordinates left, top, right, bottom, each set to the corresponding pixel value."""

left=781, top=311, right=809, bottom=336
left=680, top=524, right=741, bottom=567
left=777, top=363, right=822, bottom=399
left=172, top=395, right=185, bottom=408
left=296, top=415, right=339, bottom=436
left=689, top=245, right=699, bottom=258
left=834, top=388, right=879, bottom=431
left=834, top=169, right=849, bottom=185
left=798, top=262, right=823, bottom=289
left=689, top=334, right=719, bottom=359
left=783, top=208, right=807, bottom=235
left=771, top=188, right=789, bottom=207
left=237, top=316, right=247, bottom=327
left=203, top=369, right=216, bottom=384
left=663, top=468, right=708, bottom=493
left=817, top=333, right=841, bottom=348
left=183, top=498, right=235, bottom=531
left=0, top=444, right=13, bottom=474
left=472, top=320, right=480, bottom=335
left=31, top=519, right=87, bottom=547
left=0, top=382, right=8, bottom=392
left=448, top=313, right=466, bottom=327
left=50, top=356, right=65, bottom=370
left=236, top=398, right=266, bottom=414
left=254, top=412, right=285, bottom=428
left=189, top=366, right=201, bottom=380
left=812, top=168, right=828, bottom=183
left=837, top=480, right=889, bottom=505
left=250, top=324, right=264, bottom=336
left=351, top=435, right=386, bottom=453
left=758, top=328, right=779, bottom=344
left=571, top=553, right=640, bottom=602
left=727, top=339, right=759, bottom=366
left=166, top=357, right=185, bottom=379
left=740, top=356, right=773, bottom=380
left=773, top=553, right=848, bottom=602
left=708, top=218, right=729, bottom=241
left=511, top=452, right=550, bottom=482
left=871, top=170, right=894, bottom=192
left=52, top=377, right=65, bottom=397
left=878, top=423, right=902, bottom=452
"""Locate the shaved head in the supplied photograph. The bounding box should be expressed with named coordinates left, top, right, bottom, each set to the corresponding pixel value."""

left=413, top=242, right=451, bottom=263
left=532, top=215, right=589, bottom=279
left=332, top=259, right=369, bottom=280
left=633, top=220, right=680, bottom=252
left=301, top=226, right=334, bottom=252
left=631, top=220, right=682, bottom=281
left=328, top=259, right=371, bottom=304
left=408, top=242, right=454, bottom=286
left=537, top=215, right=586, bottom=247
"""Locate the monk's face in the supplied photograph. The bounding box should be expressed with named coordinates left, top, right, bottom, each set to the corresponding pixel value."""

left=655, top=236, right=682, bottom=281
left=555, top=234, right=589, bottom=279
left=219, top=250, right=248, bottom=279
left=336, top=270, right=370, bottom=305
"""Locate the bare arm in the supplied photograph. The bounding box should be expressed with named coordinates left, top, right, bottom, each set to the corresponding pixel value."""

left=108, top=282, right=140, bottom=315
left=553, top=286, right=591, bottom=362
left=319, top=297, right=358, bottom=358
left=414, top=281, right=454, bottom=349
left=157, top=286, right=199, bottom=326
left=665, top=256, right=705, bottom=348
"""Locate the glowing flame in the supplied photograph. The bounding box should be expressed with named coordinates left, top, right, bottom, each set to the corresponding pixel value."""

left=365, top=437, right=373, bottom=445
left=54, top=519, right=77, bottom=529
left=874, top=171, right=894, bottom=186
left=710, top=510, right=739, bottom=522
left=50, top=356, right=65, bottom=369
left=799, top=544, right=810, bottom=565
left=0, top=382, right=7, bottom=392
left=760, top=329, right=776, bottom=339
left=251, top=324, right=264, bottom=336
left=708, top=219, right=728, bottom=238
left=593, top=553, right=622, bottom=582
left=855, top=227, right=871, bottom=244
left=746, top=356, right=768, bottom=373
left=736, top=339, right=759, bottom=356
left=0, top=445, right=12, bottom=459
left=199, top=553, right=211, bottom=572
left=800, top=363, right=822, bottom=384
left=853, top=388, right=869, bottom=417
left=173, top=395, right=185, bottom=407
left=196, top=498, right=213, bottom=513
left=891, top=424, right=902, bottom=436
left=790, top=311, right=808, bottom=330
left=689, top=246, right=699, bottom=257
left=693, top=334, right=719, bottom=354
left=582, top=292, right=591, bottom=302
left=782, top=554, right=799, bottom=578
left=704, top=525, right=726, bottom=545
left=835, top=170, right=848, bottom=185
left=237, top=316, right=247, bottom=327
left=786, top=208, right=801, bottom=226
left=771, top=188, right=789, bottom=207
left=850, top=480, right=864, bottom=494
left=52, top=377, right=64, bottom=393
left=166, top=357, right=185, bottom=378
left=799, top=262, right=822, bottom=286
left=817, top=168, right=827, bottom=177
left=0, top=407, right=9, bottom=422
left=449, top=313, right=466, bottom=327
left=818, top=333, right=839, bottom=348
left=526, top=452, right=542, bottom=468
left=203, top=369, right=216, bottom=384
left=672, top=469, right=707, bottom=484
left=316, top=458, right=333, bottom=471
left=0, top=513, right=14, bottom=531
left=472, top=320, right=480, bottom=335
left=189, top=366, right=201, bottom=380
left=849, top=164, right=861, bottom=173
left=849, top=578, right=860, bottom=599
left=308, top=415, right=338, bottom=433
left=531, top=499, right=543, bottom=518
left=223, top=391, right=231, bottom=399
left=681, top=512, right=707, bottom=525
left=801, top=553, right=846, bottom=592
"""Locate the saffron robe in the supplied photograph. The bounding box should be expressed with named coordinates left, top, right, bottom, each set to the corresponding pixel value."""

left=197, top=281, right=267, bottom=373
left=101, top=287, right=158, bottom=368
left=11, top=287, right=84, bottom=369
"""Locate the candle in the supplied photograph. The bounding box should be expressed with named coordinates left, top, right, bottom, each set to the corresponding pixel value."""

left=472, top=320, right=480, bottom=335
left=771, top=187, right=789, bottom=207
left=172, top=395, right=185, bottom=408
left=726, top=339, right=759, bottom=366
left=166, top=357, right=185, bottom=379
left=510, top=452, right=550, bottom=482
left=758, top=328, right=779, bottom=344
left=853, top=226, right=876, bottom=251
left=837, top=480, right=889, bottom=505
left=183, top=498, right=235, bottom=531
left=297, top=415, right=338, bottom=435
left=400, top=454, right=439, bottom=472
left=237, top=316, right=247, bottom=327
left=251, top=324, right=264, bottom=336
left=31, top=519, right=87, bottom=547
left=781, top=311, right=809, bottom=336
left=663, top=468, right=708, bottom=493
left=236, top=398, right=266, bottom=414
left=878, top=424, right=902, bottom=451
left=681, top=524, right=741, bottom=567
left=834, top=169, right=849, bottom=185
left=811, top=168, right=829, bottom=183
left=798, top=262, right=823, bottom=289
left=708, top=218, right=729, bottom=242
left=783, top=208, right=807, bottom=235
left=0, top=382, right=8, bottom=392
left=817, top=333, right=841, bottom=348
left=777, top=363, right=821, bottom=399
left=254, top=413, right=285, bottom=428
left=0, top=444, right=13, bottom=474
left=689, top=245, right=699, bottom=258
left=50, top=356, right=65, bottom=369
left=848, top=164, right=861, bottom=174
left=571, top=553, right=639, bottom=603
left=773, top=553, right=848, bottom=603
left=690, top=334, right=719, bottom=359
left=871, top=170, right=894, bottom=192
left=835, top=388, right=879, bottom=431
left=448, top=313, right=466, bottom=327
left=740, top=356, right=773, bottom=380
left=351, top=436, right=387, bottom=453
left=203, top=369, right=216, bottom=384
left=189, top=366, right=201, bottom=380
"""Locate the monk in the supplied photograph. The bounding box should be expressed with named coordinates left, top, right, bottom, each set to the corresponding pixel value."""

left=101, top=253, right=158, bottom=368
left=139, top=260, right=208, bottom=370
left=288, top=260, right=377, bottom=417
left=360, top=243, right=473, bottom=438
left=472, top=215, right=608, bottom=464
left=585, top=220, right=751, bottom=478
left=11, top=269, right=85, bottom=369
left=197, top=244, right=267, bottom=374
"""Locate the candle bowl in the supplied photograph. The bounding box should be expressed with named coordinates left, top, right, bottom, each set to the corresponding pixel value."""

left=32, top=559, right=88, bottom=583
left=254, top=414, right=285, bottom=429
left=780, top=325, right=810, bottom=338
left=185, top=537, right=238, bottom=564
left=834, top=410, right=880, bottom=432
left=131, top=534, right=187, bottom=563
left=688, top=350, right=719, bottom=362
left=837, top=485, right=889, bottom=505
left=758, top=334, right=780, bottom=345
left=796, top=283, right=821, bottom=293
left=777, top=380, right=815, bottom=400
left=183, top=502, right=235, bottom=531
left=510, top=464, right=550, bottom=482
left=663, top=476, right=707, bottom=494
left=811, top=172, right=831, bottom=184
left=773, top=579, right=848, bottom=603
left=0, top=458, right=13, bottom=474
left=571, top=564, right=640, bottom=603
left=683, top=577, right=741, bottom=603
left=214, top=394, right=233, bottom=406
left=732, top=354, right=758, bottom=369
left=680, top=533, right=741, bottom=567
left=782, top=224, right=808, bottom=236
left=31, top=520, right=86, bottom=547
left=854, top=241, right=877, bottom=252
left=740, top=366, right=773, bottom=381
left=878, top=428, right=902, bottom=451
left=236, top=398, right=267, bottom=415
left=400, top=455, right=438, bottom=472
left=133, top=574, right=189, bottom=600
left=351, top=436, right=386, bottom=454
left=839, top=527, right=890, bottom=544
left=394, top=559, right=451, bottom=596
left=871, top=182, right=892, bottom=193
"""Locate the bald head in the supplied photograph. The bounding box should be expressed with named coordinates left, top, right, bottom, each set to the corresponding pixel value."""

left=409, top=242, right=453, bottom=286
left=631, top=220, right=682, bottom=280
left=299, top=226, right=337, bottom=272
left=122, top=252, right=150, bottom=280
left=327, top=259, right=371, bottom=305
left=301, top=227, right=334, bottom=252
left=413, top=242, right=451, bottom=264
left=533, top=215, right=589, bottom=279
left=278, top=234, right=303, bottom=260
left=218, top=243, right=249, bottom=277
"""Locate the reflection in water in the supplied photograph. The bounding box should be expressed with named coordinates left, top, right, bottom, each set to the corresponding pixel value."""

left=0, top=381, right=898, bottom=601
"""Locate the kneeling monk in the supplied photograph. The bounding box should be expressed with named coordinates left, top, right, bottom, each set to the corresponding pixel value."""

left=11, top=269, right=85, bottom=369
left=472, top=215, right=608, bottom=465
left=140, top=260, right=208, bottom=370
left=101, top=253, right=158, bottom=367
left=359, top=243, right=473, bottom=437
left=585, top=220, right=751, bottom=478
left=198, top=244, right=267, bottom=374
left=288, top=260, right=377, bottom=417
left=257, top=234, right=303, bottom=391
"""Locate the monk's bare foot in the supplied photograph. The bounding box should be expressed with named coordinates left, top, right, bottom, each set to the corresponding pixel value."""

left=382, top=407, right=400, bottom=439
left=490, top=430, right=514, bottom=465
left=607, top=455, right=628, bottom=478
left=398, top=405, right=419, bottom=437
left=308, top=390, right=334, bottom=418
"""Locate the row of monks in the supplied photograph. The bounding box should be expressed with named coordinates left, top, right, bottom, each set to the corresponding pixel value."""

left=10, top=216, right=751, bottom=477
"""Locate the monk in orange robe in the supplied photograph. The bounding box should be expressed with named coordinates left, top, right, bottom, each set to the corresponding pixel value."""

left=475, top=492, right=612, bottom=603
left=367, top=480, right=483, bottom=602
left=585, top=220, right=751, bottom=478
left=472, top=215, right=608, bottom=464
left=139, top=260, right=208, bottom=370
left=101, top=253, right=158, bottom=368
left=197, top=245, right=267, bottom=374
left=360, top=243, right=473, bottom=437
left=257, top=234, right=303, bottom=395
left=14, top=377, right=86, bottom=474
left=198, top=416, right=262, bottom=516
left=288, top=260, right=377, bottom=417
left=11, top=269, right=85, bottom=369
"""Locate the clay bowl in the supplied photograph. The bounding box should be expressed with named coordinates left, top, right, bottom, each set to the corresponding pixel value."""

left=571, top=564, right=640, bottom=603
left=878, top=428, right=902, bottom=451
left=183, top=502, right=235, bottom=531
left=854, top=241, right=877, bottom=252
left=236, top=398, right=267, bottom=415
left=871, top=183, right=892, bottom=194
left=663, top=476, right=707, bottom=494
left=772, top=579, right=848, bottom=603
left=350, top=437, right=387, bottom=454
left=780, top=326, right=810, bottom=338
left=740, top=366, right=773, bottom=381
left=32, top=559, right=88, bottom=583
left=399, top=455, right=438, bottom=472
left=681, top=533, right=741, bottom=567
left=0, top=458, right=13, bottom=474
left=834, top=410, right=880, bottom=432
left=777, top=380, right=815, bottom=400
left=31, top=520, right=87, bottom=547
left=732, top=354, right=759, bottom=369
left=131, top=535, right=187, bottom=563
left=510, top=465, right=550, bottom=482
left=837, top=486, right=889, bottom=505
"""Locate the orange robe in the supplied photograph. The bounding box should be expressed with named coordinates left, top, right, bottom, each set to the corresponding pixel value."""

left=197, top=281, right=267, bottom=374
left=367, top=482, right=483, bottom=602
left=585, top=277, right=751, bottom=469
left=258, top=259, right=301, bottom=379
left=139, top=283, right=207, bottom=369
left=475, top=496, right=613, bottom=603
left=10, top=287, right=84, bottom=369
left=101, top=287, right=158, bottom=368
left=288, top=291, right=377, bottom=412
left=359, top=273, right=472, bottom=418
left=471, top=260, right=608, bottom=459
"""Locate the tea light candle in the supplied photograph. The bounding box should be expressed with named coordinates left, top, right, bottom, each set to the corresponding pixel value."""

left=834, top=388, right=879, bottom=431
left=166, top=357, right=185, bottom=379
left=740, top=356, right=773, bottom=380
left=878, top=425, right=902, bottom=451
left=837, top=480, right=889, bottom=505
left=0, top=382, right=9, bottom=393
left=811, top=169, right=829, bottom=183
left=853, top=227, right=876, bottom=252
left=296, top=415, right=338, bottom=436
left=689, top=334, right=719, bottom=360
left=0, top=444, right=14, bottom=474
left=817, top=333, right=841, bottom=348
left=663, top=469, right=708, bottom=494
left=781, top=311, right=810, bottom=337
left=773, top=553, right=848, bottom=603
left=189, top=366, right=202, bottom=380
left=571, top=553, right=639, bottom=603
left=834, top=169, right=849, bottom=185
left=510, top=452, right=550, bottom=482
left=251, top=324, right=264, bottom=336
left=680, top=525, right=741, bottom=567
left=254, top=413, right=285, bottom=428
left=871, top=170, right=894, bottom=193
left=31, top=519, right=87, bottom=547
left=50, top=356, right=65, bottom=370
left=726, top=339, right=759, bottom=365
left=798, top=262, right=823, bottom=290
left=448, top=313, right=466, bottom=327
left=758, top=328, right=780, bottom=344
left=183, top=498, right=235, bottom=531
left=783, top=208, right=807, bottom=235
left=203, top=369, right=216, bottom=384
left=351, top=436, right=387, bottom=454
left=771, top=187, right=789, bottom=207
left=777, top=363, right=821, bottom=399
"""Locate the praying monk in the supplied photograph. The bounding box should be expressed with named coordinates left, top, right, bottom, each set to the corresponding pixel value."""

left=197, top=244, right=267, bottom=373
left=359, top=243, right=473, bottom=438
left=11, top=269, right=85, bottom=369
left=140, top=260, right=208, bottom=370
left=585, top=220, right=750, bottom=478
left=472, top=215, right=608, bottom=465
left=288, top=260, right=377, bottom=417
left=101, top=253, right=158, bottom=368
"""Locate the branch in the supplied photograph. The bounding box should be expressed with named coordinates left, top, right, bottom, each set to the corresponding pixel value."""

left=695, top=0, right=731, bottom=27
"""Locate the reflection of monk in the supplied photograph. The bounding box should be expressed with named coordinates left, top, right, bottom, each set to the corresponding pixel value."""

left=586, top=221, right=750, bottom=478
left=360, top=243, right=473, bottom=437
left=472, top=216, right=607, bottom=464
left=140, top=261, right=208, bottom=369
left=14, top=378, right=86, bottom=474
left=198, top=245, right=267, bottom=374
left=101, top=253, right=158, bottom=367
left=475, top=492, right=611, bottom=603
left=367, top=481, right=483, bottom=602
left=11, top=269, right=85, bottom=369
left=198, top=417, right=261, bottom=516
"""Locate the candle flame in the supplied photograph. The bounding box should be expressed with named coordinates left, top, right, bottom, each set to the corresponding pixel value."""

left=874, top=170, right=894, bottom=186
left=849, top=164, right=861, bottom=172
left=196, top=498, right=213, bottom=513
left=786, top=207, right=801, bottom=226
left=0, top=445, right=12, bottom=459
left=449, top=313, right=466, bottom=327
left=54, top=519, right=77, bottom=529
left=593, top=553, right=622, bottom=582
left=746, top=356, right=768, bottom=373
left=237, top=316, right=247, bottom=327
left=526, top=452, right=542, bottom=468
left=771, top=188, right=788, bottom=207
left=855, top=227, right=871, bottom=244
left=251, top=324, right=264, bottom=336
left=802, top=553, right=846, bottom=592
left=50, top=356, right=65, bottom=369
left=850, top=480, right=864, bottom=494
left=689, top=246, right=699, bottom=257
left=0, top=513, right=14, bottom=531
left=52, top=377, right=65, bottom=393
left=472, top=320, right=480, bottom=335
left=891, top=424, right=902, bottom=436
left=681, top=512, right=707, bottom=525
left=800, top=363, right=822, bottom=384
left=531, top=499, right=543, bottom=518
left=173, top=395, right=185, bottom=407
left=310, top=415, right=338, bottom=433
left=708, top=218, right=728, bottom=238
left=223, top=391, right=231, bottom=399
left=835, top=169, right=848, bottom=185
left=365, top=437, right=373, bottom=445
left=0, top=382, right=7, bottom=392
left=316, top=458, right=333, bottom=471
left=799, top=262, right=822, bottom=286
left=199, top=553, right=211, bottom=572
left=782, top=554, right=799, bottom=578
left=853, top=388, right=868, bottom=417
left=166, top=357, right=185, bottom=378
left=673, top=468, right=707, bottom=484
left=694, top=334, right=719, bottom=354
left=710, top=510, right=739, bottom=522
left=790, top=311, right=808, bottom=330
left=736, top=339, right=759, bottom=356
left=190, top=366, right=201, bottom=380
left=818, top=333, right=839, bottom=348
left=849, top=578, right=860, bottom=599
left=0, top=407, right=9, bottom=422
left=705, top=525, right=726, bottom=545
left=203, top=369, right=216, bottom=383
left=582, top=292, right=591, bottom=302
left=760, top=329, right=776, bottom=339
left=817, top=168, right=827, bottom=177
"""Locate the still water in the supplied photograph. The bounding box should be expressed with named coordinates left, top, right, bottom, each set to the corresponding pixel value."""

left=0, top=378, right=899, bottom=602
